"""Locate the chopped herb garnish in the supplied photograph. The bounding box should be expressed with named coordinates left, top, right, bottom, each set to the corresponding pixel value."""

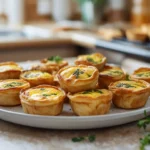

left=108, top=70, right=123, bottom=76
left=40, top=88, right=45, bottom=91
left=72, top=135, right=96, bottom=142
left=136, top=72, right=150, bottom=77
left=73, top=69, right=84, bottom=78
left=82, top=89, right=103, bottom=94
left=140, top=134, right=150, bottom=150
left=48, top=56, right=63, bottom=63
left=87, top=57, right=96, bottom=64
left=42, top=93, right=57, bottom=97
left=126, top=74, right=130, bottom=81
left=3, top=82, right=23, bottom=88
left=116, top=83, right=135, bottom=88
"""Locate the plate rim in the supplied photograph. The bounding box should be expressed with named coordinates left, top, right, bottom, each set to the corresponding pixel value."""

left=0, top=104, right=149, bottom=121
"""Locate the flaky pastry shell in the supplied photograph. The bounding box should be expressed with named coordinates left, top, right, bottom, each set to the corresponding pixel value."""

left=20, top=70, right=54, bottom=87
left=68, top=89, right=112, bottom=116
left=57, top=65, right=99, bottom=93
left=20, top=85, right=66, bottom=115
left=0, top=62, right=22, bottom=79
left=131, top=67, right=150, bottom=83
left=0, top=79, right=30, bottom=106
left=99, top=65, right=126, bottom=88
left=109, top=80, right=150, bottom=109
left=75, top=53, right=106, bottom=71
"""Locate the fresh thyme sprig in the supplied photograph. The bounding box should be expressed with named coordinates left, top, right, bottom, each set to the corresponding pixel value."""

left=72, top=135, right=96, bottom=142
left=48, top=56, right=63, bottom=63
left=137, top=110, right=150, bottom=130
left=140, top=134, right=150, bottom=150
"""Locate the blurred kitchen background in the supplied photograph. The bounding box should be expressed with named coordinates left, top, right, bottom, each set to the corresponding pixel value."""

left=0, top=0, right=149, bottom=69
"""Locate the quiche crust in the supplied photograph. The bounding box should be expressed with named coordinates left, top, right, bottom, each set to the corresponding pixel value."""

left=131, top=67, right=150, bottom=83
left=20, top=85, right=66, bottom=115
left=0, top=62, right=22, bottom=79
left=57, top=65, right=99, bottom=93
left=99, top=65, right=126, bottom=88
left=20, top=70, right=54, bottom=87
left=109, top=80, right=150, bottom=109
left=75, top=53, right=106, bottom=71
left=0, top=79, right=30, bottom=106
left=68, top=89, right=112, bottom=116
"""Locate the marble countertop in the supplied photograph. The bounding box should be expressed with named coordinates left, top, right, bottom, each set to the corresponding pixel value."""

left=0, top=119, right=143, bottom=150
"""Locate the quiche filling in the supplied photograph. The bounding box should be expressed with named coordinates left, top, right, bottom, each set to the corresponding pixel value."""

left=0, top=81, right=24, bottom=89
left=135, top=71, right=150, bottom=78
left=100, top=69, right=123, bottom=77
left=115, top=81, right=146, bottom=90
left=72, top=89, right=109, bottom=98
left=0, top=65, right=21, bottom=72
left=27, top=87, right=63, bottom=101
left=23, top=71, right=51, bottom=79
left=60, top=67, right=94, bottom=79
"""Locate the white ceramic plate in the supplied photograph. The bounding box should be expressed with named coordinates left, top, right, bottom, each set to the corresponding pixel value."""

left=0, top=59, right=149, bottom=129
left=0, top=98, right=149, bottom=129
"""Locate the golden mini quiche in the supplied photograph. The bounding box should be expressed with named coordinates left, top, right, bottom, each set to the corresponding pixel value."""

left=131, top=67, right=150, bottom=83
left=20, top=85, right=66, bottom=116
left=0, top=79, right=30, bottom=106
left=75, top=53, right=106, bottom=71
left=20, top=70, right=54, bottom=87
left=109, top=80, right=150, bottom=109
left=68, top=89, right=112, bottom=116
left=99, top=65, right=126, bottom=88
left=32, top=56, right=68, bottom=75
left=0, top=62, right=22, bottom=79
left=57, top=65, right=99, bottom=93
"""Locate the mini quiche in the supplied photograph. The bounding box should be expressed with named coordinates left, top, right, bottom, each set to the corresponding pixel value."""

left=99, top=65, right=126, bottom=88
left=0, top=79, right=30, bottom=106
left=20, top=70, right=54, bottom=87
left=57, top=65, right=99, bottom=93
left=32, top=56, right=68, bottom=75
left=0, top=62, right=22, bottom=79
left=68, top=89, right=112, bottom=116
left=131, top=67, right=150, bottom=83
left=75, top=53, right=106, bottom=71
left=20, top=85, right=66, bottom=116
left=109, top=80, right=150, bottom=109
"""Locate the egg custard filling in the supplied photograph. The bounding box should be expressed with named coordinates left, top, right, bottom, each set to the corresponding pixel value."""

left=109, top=80, right=150, bottom=109
left=75, top=53, right=106, bottom=70
left=22, top=70, right=52, bottom=79
left=0, top=65, right=21, bottom=72
left=57, top=65, right=99, bottom=93
left=20, top=85, right=66, bottom=115
left=135, top=71, right=150, bottom=78
left=68, top=89, right=112, bottom=116
left=0, top=79, right=30, bottom=106
left=20, top=70, right=54, bottom=87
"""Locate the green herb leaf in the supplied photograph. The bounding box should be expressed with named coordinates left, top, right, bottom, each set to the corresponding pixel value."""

left=48, top=56, right=63, bottom=63
left=72, top=135, right=96, bottom=142
left=73, top=69, right=84, bottom=78
left=116, top=83, right=135, bottom=88
left=4, top=82, right=23, bottom=88
left=88, top=135, right=96, bottom=142
left=42, top=93, right=57, bottom=97
left=82, top=89, right=103, bottom=94
left=72, top=137, right=85, bottom=142
left=137, top=110, right=150, bottom=130
left=140, top=134, right=150, bottom=150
